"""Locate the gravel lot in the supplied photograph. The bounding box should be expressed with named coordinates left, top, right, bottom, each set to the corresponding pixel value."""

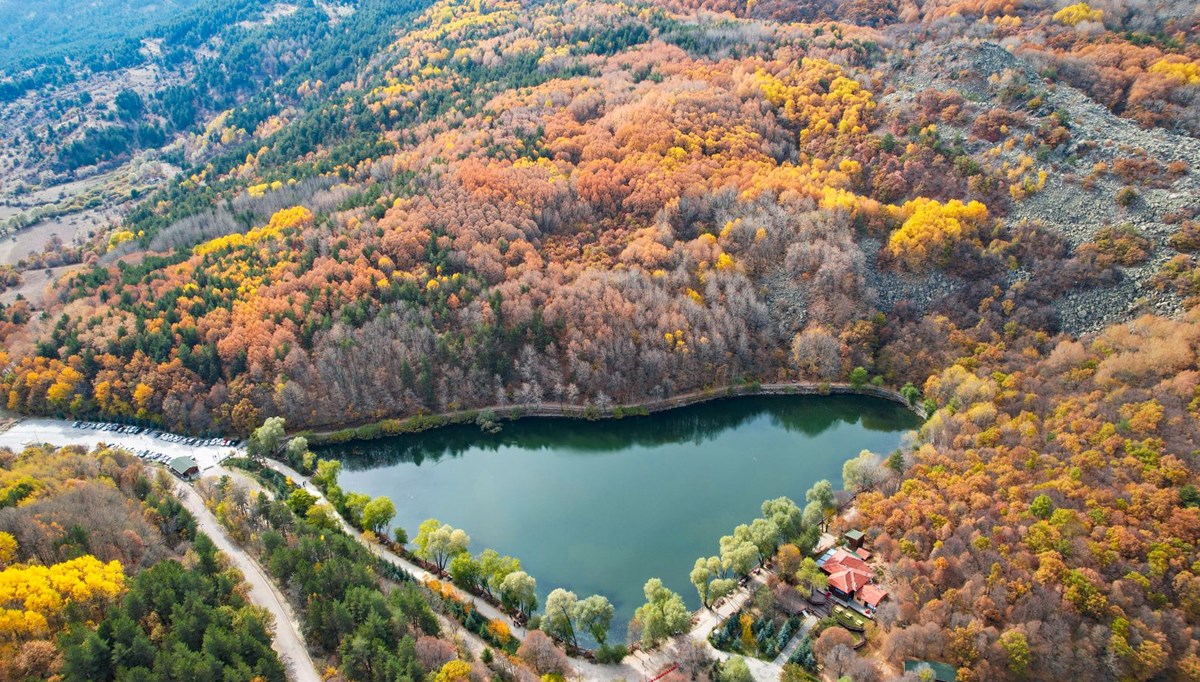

left=0, top=418, right=238, bottom=471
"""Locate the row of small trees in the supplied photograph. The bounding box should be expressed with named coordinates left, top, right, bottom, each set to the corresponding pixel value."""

left=412, top=518, right=630, bottom=660
left=280, top=426, right=623, bottom=658
left=690, top=484, right=837, bottom=611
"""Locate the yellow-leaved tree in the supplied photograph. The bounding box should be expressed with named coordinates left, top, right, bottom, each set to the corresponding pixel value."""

left=433, top=659, right=472, bottom=682
left=0, top=555, right=126, bottom=638
left=887, top=198, right=989, bottom=270
left=0, top=532, right=16, bottom=569
left=1053, top=2, right=1102, bottom=25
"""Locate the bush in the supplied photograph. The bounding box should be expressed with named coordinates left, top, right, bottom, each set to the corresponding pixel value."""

left=849, top=366, right=868, bottom=388
left=595, top=643, right=628, bottom=664
left=1116, top=186, right=1137, bottom=207
left=1169, top=221, right=1200, bottom=252
left=1093, top=224, right=1151, bottom=265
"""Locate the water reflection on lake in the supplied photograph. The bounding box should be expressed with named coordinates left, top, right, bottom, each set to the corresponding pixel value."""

left=323, top=395, right=918, bottom=641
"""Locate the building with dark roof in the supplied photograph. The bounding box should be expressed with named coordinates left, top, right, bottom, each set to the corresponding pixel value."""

left=844, top=528, right=865, bottom=549
left=168, top=455, right=200, bottom=480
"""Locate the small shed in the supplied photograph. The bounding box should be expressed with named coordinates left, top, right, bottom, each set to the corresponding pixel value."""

left=844, top=529, right=865, bottom=550
left=168, top=456, right=200, bottom=480
left=903, top=660, right=957, bottom=682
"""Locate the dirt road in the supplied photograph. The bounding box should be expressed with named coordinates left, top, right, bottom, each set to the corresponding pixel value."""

left=173, top=482, right=321, bottom=682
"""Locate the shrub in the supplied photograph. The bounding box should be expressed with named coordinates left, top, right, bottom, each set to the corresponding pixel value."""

left=849, top=366, right=868, bottom=388
left=1116, top=186, right=1137, bottom=207
left=1169, top=221, right=1200, bottom=252
left=1093, top=225, right=1151, bottom=265
left=595, top=643, right=628, bottom=664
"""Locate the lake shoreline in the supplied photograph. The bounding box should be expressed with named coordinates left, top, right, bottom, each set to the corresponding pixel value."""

left=298, top=382, right=927, bottom=446
left=325, top=385, right=918, bottom=640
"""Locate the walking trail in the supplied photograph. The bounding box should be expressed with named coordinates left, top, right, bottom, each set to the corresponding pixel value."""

left=174, top=480, right=320, bottom=682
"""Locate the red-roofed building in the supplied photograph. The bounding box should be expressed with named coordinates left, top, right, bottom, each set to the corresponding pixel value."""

left=822, top=548, right=869, bottom=573
left=827, top=567, right=873, bottom=595
left=859, top=583, right=888, bottom=608
left=818, top=547, right=888, bottom=612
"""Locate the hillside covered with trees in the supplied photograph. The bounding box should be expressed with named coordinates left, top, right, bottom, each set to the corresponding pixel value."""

left=0, top=444, right=281, bottom=680
left=1, top=0, right=1199, bottom=678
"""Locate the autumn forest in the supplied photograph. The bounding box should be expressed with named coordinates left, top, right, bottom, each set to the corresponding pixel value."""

left=2, top=0, right=1200, bottom=679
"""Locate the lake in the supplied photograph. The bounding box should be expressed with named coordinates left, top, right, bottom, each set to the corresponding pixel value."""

left=323, top=394, right=918, bottom=641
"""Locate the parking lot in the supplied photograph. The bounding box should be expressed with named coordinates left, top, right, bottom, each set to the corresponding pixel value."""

left=0, top=418, right=241, bottom=471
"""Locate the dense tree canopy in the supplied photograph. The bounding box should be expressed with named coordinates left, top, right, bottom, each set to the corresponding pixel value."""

left=1, top=0, right=1199, bottom=678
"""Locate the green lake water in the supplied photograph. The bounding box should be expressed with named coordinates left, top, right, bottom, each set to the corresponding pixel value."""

left=325, top=395, right=918, bottom=641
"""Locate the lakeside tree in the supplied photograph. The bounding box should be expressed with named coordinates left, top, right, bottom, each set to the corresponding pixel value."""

left=724, top=518, right=779, bottom=567
left=449, top=552, right=484, bottom=592
left=414, top=519, right=470, bottom=571
left=744, top=517, right=780, bottom=562
left=631, top=578, right=690, bottom=648
left=842, top=450, right=885, bottom=493
left=478, top=549, right=521, bottom=598
left=803, top=479, right=836, bottom=532
left=313, top=459, right=341, bottom=489
left=284, top=435, right=309, bottom=466
left=719, top=533, right=758, bottom=577
left=762, top=497, right=803, bottom=541
left=806, top=480, right=836, bottom=512
left=247, top=416, right=286, bottom=461
left=691, top=555, right=736, bottom=608
left=849, top=366, right=868, bottom=388
left=499, top=570, right=538, bottom=618
left=343, top=491, right=371, bottom=527
left=542, top=588, right=580, bottom=647
left=361, top=496, right=396, bottom=534
left=540, top=589, right=615, bottom=649
left=575, top=594, right=614, bottom=646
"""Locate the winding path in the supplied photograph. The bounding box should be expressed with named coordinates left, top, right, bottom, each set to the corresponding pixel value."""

left=263, top=458, right=534, bottom=636
left=173, top=480, right=320, bottom=682
left=0, top=419, right=320, bottom=682
left=263, top=459, right=676, bottom=680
